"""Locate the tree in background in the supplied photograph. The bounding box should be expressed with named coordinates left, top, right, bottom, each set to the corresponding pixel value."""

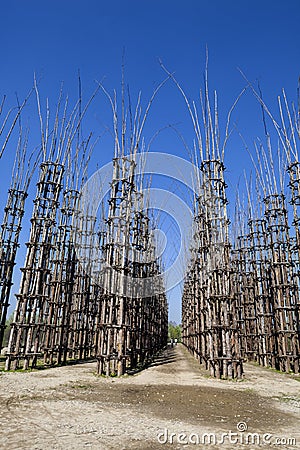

left=168, top=322, right=181, bottom=342
left=2, top=313, right=13, bottom=348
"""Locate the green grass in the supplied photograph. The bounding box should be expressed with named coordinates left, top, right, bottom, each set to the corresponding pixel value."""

left=243, top=387, right=255, bottom=393
left=221, top=376, right=247, bottom=382
left=70, top=383, right=92, bottom=390
left=0, top=355, right=96, bottom=373
left=273, top=395, right=300, bottom=405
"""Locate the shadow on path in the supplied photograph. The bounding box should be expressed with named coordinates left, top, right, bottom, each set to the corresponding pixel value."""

left=127, top=344, right=179, bottom=375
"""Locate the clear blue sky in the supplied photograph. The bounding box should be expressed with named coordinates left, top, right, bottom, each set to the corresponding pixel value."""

left=1, top=1, right=299, bottom=323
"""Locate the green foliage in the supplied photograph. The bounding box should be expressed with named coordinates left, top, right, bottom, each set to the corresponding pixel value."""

left=2, top=313, right=13, bottom=347
left=168, top=322, right=181, bottom=342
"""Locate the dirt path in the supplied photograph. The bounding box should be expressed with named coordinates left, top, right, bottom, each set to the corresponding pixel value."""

left=0, top=344, right=299, bottom=449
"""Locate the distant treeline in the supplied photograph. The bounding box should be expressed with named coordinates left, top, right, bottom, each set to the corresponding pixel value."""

left=168, top=322, right=181, bottom=342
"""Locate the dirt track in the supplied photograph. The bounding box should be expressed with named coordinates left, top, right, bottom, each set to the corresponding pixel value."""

left=0, top=344, right=299, bottom=449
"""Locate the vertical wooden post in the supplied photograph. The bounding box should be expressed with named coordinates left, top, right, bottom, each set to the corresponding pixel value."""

left=5, top=162, right=64, bottom=370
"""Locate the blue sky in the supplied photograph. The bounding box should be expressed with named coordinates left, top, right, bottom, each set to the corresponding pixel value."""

left=1, top=1, right=299, bottom=323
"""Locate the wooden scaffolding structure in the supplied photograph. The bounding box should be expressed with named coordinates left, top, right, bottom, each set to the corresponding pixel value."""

left=182, top=159, right=243, bottom=378
left=5, top=161, right=64, bottom=370
left=96, top=155, right=168, bottom=376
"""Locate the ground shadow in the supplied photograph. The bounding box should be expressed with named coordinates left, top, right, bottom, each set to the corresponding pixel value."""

left=126, top=345, right=178, bottom=375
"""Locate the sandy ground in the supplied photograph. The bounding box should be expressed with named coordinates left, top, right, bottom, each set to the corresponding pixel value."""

left=0, top=344, right=299, bottom=450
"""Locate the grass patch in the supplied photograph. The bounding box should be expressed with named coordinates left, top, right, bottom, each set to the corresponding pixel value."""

left=70, top=383, right=92, bottom=390
left=273, top=395, right=300, bottom=408
left=0, top=355, right=96, bottom=373
left=243, top=387, right=255, bottom=393
left=222, top=376, right=247, bottom=382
